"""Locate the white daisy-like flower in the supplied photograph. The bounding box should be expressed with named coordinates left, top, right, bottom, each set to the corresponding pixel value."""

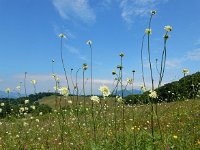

left=0, top=103, right=5, bottom=107
left=116, top=96, right=123, bottom=103
left=99, top=85, right=111, bottom=98
left=30, top=105, right=36, bottom=110
left=164, top=25, right=172, bottom=32
left=149, top=90, right=158, bottom=99
left=86, top=40, right=92, bottom=45
left=90, top=96, right=100, bottom=103
left=19, top=107, right=25, bottom=112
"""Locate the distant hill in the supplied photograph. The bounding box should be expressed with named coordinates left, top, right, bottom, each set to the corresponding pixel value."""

left=0, top=91, right=21, bottom=98
left=117, top=89, right=142, bottom=97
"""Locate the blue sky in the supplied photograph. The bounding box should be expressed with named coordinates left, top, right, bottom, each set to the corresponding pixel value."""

left=0, top=0, right=200, bottom=94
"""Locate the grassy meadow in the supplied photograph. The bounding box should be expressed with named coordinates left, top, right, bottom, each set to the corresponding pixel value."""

left=0, top=96, right=200, bottom=149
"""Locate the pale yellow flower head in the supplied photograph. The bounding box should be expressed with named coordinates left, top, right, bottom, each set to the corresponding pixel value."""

left=116, top=96, right=123, bottom=103
left=30, top=105, right=36, bottom=110
left=119, top=52, right=124, bottom=57
left=183, top=69, right=189, bottom=74
left=145, top=28, right=152, bottom=34
left=31, top=80, right=37, bottom=85
left=173, top=135, right=178, bottom=139
left=164, top=25, right=172, bottom=32
left=149, top=90, right=158, bottom=99
left=58, top=33, right=66, bottom=38
left=112, top=70, right=116, bottom=75
left=82, top=63, right=88, bottom=70
left=90, top=96, right=100, bottom=103
left=0, top=103, right=5, bottom=107
left=24, top=99, right=29, bottom=104
left=86, top=40, right=92, bottom=45
left=5, top=88, right=10, bottom=93
left=59, top=87, right=69, bottom=97
left=127, top=78, right=133, bottom=84
left=99, top=85, right=111, bottom=98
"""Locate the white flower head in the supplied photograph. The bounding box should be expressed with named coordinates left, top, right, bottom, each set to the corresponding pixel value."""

left=90, top=96, right=100, bottom=103
left=58, top=33, right=66, bottom=38
left=99, top=85, right=111, bottom=98
left=24, top=99, right=29, bottom=104
left=119, top=52, right=124, bottom=57
left=31, top=80, right=37, bottom=85
left=145, top=28, right=152, bottom=35
left=30, top=105, right=36, bottom=110
left=149, top=90, right=158, bottom=99
left=183, top=69, right=189, bottom=74
left=141, top=85, right=146, bottom=92
left=59, top=87, right=69, bottom=97
left=5, top=88, right=10, bottom=93
left=16, top=86, right=21, bottom=91
left=86, top=40, right=92, bottom=45
left=164, top=25, right=172, bottom=32
left=116, top=96, right=123, bottom=103
left=0, top=103, right=5, bottom=107
left=127, top=78, right=133, bottom=84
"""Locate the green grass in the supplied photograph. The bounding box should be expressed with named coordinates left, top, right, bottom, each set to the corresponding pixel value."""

left=0, top=96, right=200, bottom=149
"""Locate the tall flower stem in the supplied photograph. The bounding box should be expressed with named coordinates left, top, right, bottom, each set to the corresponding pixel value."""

left=75, top=68, right=81, bottom=128
left=140, top=34, right=146, bottom=88
left=59, top=35, right=70, bottom=93
left=82, top=69, right=87, bottom=125
left=132, top=70, right=135, bottom=94
left=24, top=72, right=27, bottom=97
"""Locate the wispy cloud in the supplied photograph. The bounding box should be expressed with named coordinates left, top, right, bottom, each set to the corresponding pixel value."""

left=119, top=0, right=168, bottom=26
left=53, top=0, right=96, bottom=23
left=186, top=48, right=200, bottom=61
left=64, top=44, right=88, bottom=61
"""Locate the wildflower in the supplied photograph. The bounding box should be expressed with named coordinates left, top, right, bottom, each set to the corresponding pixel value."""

left=164, top=25, right=172, bottom=32
left=132, top=70, right=135, bottom=73
left=58, top=33, right=66, bottom=38
left=117, top=65, right=123, bottom=70
left=39, top=112, right=43, bottom=116
left=31, top=80, right=37, bottom=85
left=149, top=90, right=158, bottom=99
left=197, top=140, right=200, bottom=145
left=59, top=87, right=69, bottom=97
left=90, top=96, right=100, bottom=103
left=24, top=99, right=29, bottom=104
left=24, top=107, right=29, bottom=111
left=23, top=122, right=29, bottom=127
left=127, top=78, right=133, bottom=84
left=119, top=52, right=124, bottom=57
left=99, top=85, right=111, bottom=98
left=5, top=88, right=10, bottom=93
left=19, top=107, right=25, bottom=112
left=16, top=86, right=21, bottom=91
left=151, top=10, right=156, bottom=15
left=145, top=28, right=152, bottom=35
left=183, top=69, right=189, bottom=74
left=116, top=96, right=123, bottom=103
left=52, top=74, right=56, bottom=79
left=52, top=59, right=55, bottom=63
left=36, top=119, right=39, bottom=123
left=86, top=40, right=92, bottom=45
left=68, top=100, right=72, bottom=104
left=141, top=85, right=146, bottom=92
left=53, top=85, right=59, bottom=91
left=30, top=105, right=36, bottom=110
left=0, top=103, right=4, bottom=107
left=82, top=63, right=88, bottom=70
left=112, top=70, right=116, bottom=75
left=173, top=135, right=178, bottom=139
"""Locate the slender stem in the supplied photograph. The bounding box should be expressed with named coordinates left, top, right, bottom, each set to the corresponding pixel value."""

left=60, top=37, right=70, bottom=93
left=24, top=72, right=27, bottom=97
left=141, top=34, right=146, bottom=88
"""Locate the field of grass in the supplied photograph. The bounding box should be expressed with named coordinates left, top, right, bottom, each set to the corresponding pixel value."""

left=0, top=96, right=200, bottom=149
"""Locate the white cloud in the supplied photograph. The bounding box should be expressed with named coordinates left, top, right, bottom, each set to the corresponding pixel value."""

left=119, top=0, right=168, bottom=26
left=64, top=44, right=88, bottom=61
left=53, top=0, right=96, bottom=23
left=186, top=48, right=200, bottom=61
